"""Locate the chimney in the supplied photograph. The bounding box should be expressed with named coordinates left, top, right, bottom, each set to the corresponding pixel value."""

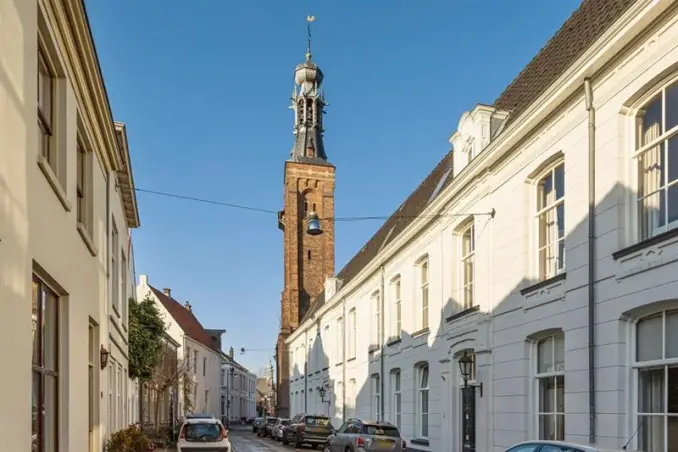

left=184, top=301, right=192, bottom=312
left=163, top=288, right=171, bottom=297
left=229, top=347, right=234, bottom=359
left=139, top=274, right=148, bottom=286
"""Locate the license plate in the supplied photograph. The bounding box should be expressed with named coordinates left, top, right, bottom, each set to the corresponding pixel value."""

left=374, top=439, right=393, bottom=448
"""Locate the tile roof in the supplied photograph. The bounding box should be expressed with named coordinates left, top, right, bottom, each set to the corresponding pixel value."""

left=299, top=0, right=637, bottom=324
left=150, top=285, right=222, bottom=355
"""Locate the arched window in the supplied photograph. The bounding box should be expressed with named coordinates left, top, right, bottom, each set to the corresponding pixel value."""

left=390, top=369, right=402, bottom=429
left=636, top=78, right=678, bottom=240
left=536, top=162, right=565, bottom=279
left=416, top=364, right=429, bottom=438
left=635, top=310, right=678, bottom=451
left=371, top=374, right=381, bottom=420
left=535, top=334, right=565, bottom=440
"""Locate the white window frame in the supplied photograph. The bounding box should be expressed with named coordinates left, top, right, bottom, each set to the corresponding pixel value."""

left=418, top=258, right=429, bottom=330
left=416, top=364, right=429, bottom=439
left=632, top=310, right=678, bottom=452
left=392, top=276, right=402, bottom=339
left=535, top=334, right=565, bottom=441
left=111, top=222, right=119, bottom=315
left=373, top=290, right=381, bottom=346
left=323, top=324, right=330, bottom=368
left=460, top=223, right=475, bottom=310
left=336, top=317, right=344, bottom=364
left=349, top=309, right=357, bottom=359
left=535, top=161, right=565, bottom=280
left=632, top=76, right=678, bottom=241
left=372, top=374, right=381, bottom=420
left=391, top=370, right=401, bottom=429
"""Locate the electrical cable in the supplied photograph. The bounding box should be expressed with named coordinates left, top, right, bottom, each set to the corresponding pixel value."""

left=134, top=187, right=495, bottom=221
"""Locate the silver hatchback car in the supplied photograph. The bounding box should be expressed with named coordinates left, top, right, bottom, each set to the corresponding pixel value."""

left=324, top=418, right=404, bottom=452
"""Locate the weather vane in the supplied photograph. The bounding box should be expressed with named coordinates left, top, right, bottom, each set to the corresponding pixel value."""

left=306, top=15, right=315, bottom=61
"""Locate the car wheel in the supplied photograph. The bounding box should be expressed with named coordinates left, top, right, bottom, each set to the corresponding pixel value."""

left=322, top=444, right=331, bottom=452
left=295, top=432, right=302, bottom=449
left=282, top=432, right=289, bottom=445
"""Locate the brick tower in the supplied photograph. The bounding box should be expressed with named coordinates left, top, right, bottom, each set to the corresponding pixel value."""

left=275, top=29, right=335, bottom=418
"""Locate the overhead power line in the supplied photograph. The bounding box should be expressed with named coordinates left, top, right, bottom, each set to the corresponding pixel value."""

left=133, top=187, right=495, bottom=222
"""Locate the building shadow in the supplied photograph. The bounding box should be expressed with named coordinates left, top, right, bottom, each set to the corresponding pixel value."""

left=289, top=181, right=671, bottom=452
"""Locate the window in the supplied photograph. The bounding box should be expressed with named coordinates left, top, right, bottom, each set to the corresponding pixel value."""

left=372, top=374, right=381, bottom=420
left=461, top=223, right=475, bottom=309
left=348, top=379, right=357, bottom=418
left=392, top=277, right=402, bottom=339
left=117, top=364, right=122, bottom=429
left=203, top=357, right=207, bottom=377
left=308, top=338, right=314, bottom=373
left=88, top=322, right=96, bottom=452
left=194, top=350, right=198, bottom=373
left=373, top=291, right=381, bottom=346
left=416, top=364, right=429, bottom=438
left=323, top=325, right=330, bottom=368
left=349, top=309, right=357, bottom=359
left=537, top=162, right=565, bottom=279
left=391, top=370, right=401, bottom=429
left=536, top=334, right=565, bottom=440
left=336, top=317, right=344, bottom=363
left=32, top=277, right=59, bottom=452
left=112, top=222, right=119, bottom=314
left=419, top=260, right=429, bottom=329
left=121, top=254, right=128, bottom=327
left=76, top=142, right=87, bottom=227
left=38, top=48, right=55, bottom=168
left=635, top=310, right=678, bottom=452
left=204, top=390, right=209, bottom=411
left=636, top=80, right=678, bottom=240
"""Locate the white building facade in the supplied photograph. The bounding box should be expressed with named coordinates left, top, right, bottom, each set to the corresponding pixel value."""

left=136, top=275, right=224, bottom=418
left=0, top=1, right=141, bottom=451
left=221, top=352, right=257, bottom=423
left=287, top=2, right=678, bottom=452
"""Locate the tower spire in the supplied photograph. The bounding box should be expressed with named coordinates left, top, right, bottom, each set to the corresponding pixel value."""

left=289, top=15, right=328, bottom=163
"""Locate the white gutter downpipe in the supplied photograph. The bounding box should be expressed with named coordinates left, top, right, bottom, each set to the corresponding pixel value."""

left=584, top=78, right=596, bottom=444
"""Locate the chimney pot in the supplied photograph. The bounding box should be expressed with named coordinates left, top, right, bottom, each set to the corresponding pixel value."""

left=184, top=301, right=192, bottom=312
left=163, top=288, right=171, bottom=297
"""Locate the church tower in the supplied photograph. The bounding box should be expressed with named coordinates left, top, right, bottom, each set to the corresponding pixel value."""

left=275, top=19, right=335, bottom=418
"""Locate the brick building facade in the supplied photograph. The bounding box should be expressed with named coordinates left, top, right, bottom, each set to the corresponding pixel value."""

left=276, top=42, right=335, bottom=417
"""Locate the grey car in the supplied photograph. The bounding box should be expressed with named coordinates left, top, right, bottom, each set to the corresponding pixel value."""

left=324, top=418, right=405, bottom=452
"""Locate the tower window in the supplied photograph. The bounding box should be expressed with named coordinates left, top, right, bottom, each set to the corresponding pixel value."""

left=304, top=201, right=308, bottom=215
left=307, top=250, right=312, bottom=260
left=312, top=203, right=317, bottom=212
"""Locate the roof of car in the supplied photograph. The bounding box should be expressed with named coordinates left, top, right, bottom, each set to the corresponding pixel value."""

left=510, top=440, right=631, bottom=452
left=184, top=417, right=220, bottom=424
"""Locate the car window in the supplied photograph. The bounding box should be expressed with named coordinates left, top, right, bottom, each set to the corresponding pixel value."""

left=185, top=422, right=221, bottom=440
left=306, top=416, right=331, bottom=426
left=267, top=418, right=278, bottom=424
left=507, top=444, right=542, bottom=452
left=363, top=425, right=400, bottom=437
left=540, top=446, right=584, bottom=452
left=336, top=422, right=349, bottom=433
left=281, top=420, right=291, bottom=426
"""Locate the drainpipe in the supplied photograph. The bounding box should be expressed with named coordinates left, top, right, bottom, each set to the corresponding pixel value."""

left=379, top=266, right=386, bottom=421
left=342, top=298, right=347, bottom=422
left=584, top=78, right=596, bottom=444
left=304, top=328, right=308, bottom=413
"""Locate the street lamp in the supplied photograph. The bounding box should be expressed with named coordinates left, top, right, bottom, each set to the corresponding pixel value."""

left=458, top=351, right=482, bottom=397
left=318, top=386, right=326, bottom=403
left=100, top=345, right=110, bottom=369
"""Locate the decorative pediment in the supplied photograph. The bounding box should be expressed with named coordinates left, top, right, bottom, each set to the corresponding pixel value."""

left=449, top=104, right=509, bottom=177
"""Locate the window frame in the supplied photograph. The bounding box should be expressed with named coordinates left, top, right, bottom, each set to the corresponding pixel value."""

left=371, top=374, right=381, bottom=420
left=632, top=76, right=678, bottom=241
left=418, top=258, right=430, bottom=330
left=535, top=161, right=566, bottom=280
left=38, top=47, right=55, bottom=167
left=632, top=310, right=678, bottom=452
left=460, top=222, right=475, bottom=310
left=348, top=309, right=357, bottom=359
left=416, top=364, right=430, bottom=439
left=392, top=276, right=402, bottom=339
left=32, top=276, right=60, bottom=452
left=534, top=334, right=565, bottom=441
left=111, top=221, right=120, bottom=315
left=372, top=290, right=381, bottom=347
left=336, top=317, right=344, bottom=364
left=391, top=370, right=401, bottom=429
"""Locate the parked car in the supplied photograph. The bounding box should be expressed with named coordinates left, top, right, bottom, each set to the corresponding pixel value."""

left=261, top=417, right=279, bottom=437
left=177, top=417, right=230, bottom=452
left=273, top=418, right=291, bottom=441
left=324, top=418, right=403, bottom=452
left=252, top=417, right=263, bottom=433
left=503, top=441, right=629, bottom=452
left=283, top=413, right=333, bottom=448
left=246, top=417, right=255, bottom=424
left=186, top=413, right=216, bottom=420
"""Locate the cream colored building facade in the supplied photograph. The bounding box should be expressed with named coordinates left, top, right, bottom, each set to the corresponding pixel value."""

left=222, top=352, right=257, bottom=422
left=287, top=2, right=678, bottom=452
left=0, top=1, right=141, bottom=451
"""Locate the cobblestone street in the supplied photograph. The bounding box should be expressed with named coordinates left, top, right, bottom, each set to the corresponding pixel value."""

left=228, top=426, right=322, bottom=452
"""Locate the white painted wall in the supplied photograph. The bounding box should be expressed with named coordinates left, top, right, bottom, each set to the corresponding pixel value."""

left=287, top=3, right=678, bottom=452
left=221, top=359, right=257, bottom=421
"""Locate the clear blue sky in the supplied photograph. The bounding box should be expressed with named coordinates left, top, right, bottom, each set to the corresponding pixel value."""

left=86, top=0, right=581, bottom=373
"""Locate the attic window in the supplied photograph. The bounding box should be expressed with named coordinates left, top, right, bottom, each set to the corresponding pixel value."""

left=428, top=167, right=453, bottom=204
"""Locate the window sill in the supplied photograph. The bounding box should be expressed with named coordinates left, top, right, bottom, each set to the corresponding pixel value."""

left=613, top=227, right=678, bottom=260
left=410, top=438, right=430, bottom=447
left=38, top=156, right=71, bottom=212
left=347, top=357, right=356, bottom=363
left=77, top=222, right=97, bottom=256
left=519, top=272, right=566, bottom=295
left=387, top=337, right=402, bottom=347
left=411, top=327, right=429, bottom=339
left=335, top=362, right=343, bottom=367
left=445, top=305, right=480, bottom=323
